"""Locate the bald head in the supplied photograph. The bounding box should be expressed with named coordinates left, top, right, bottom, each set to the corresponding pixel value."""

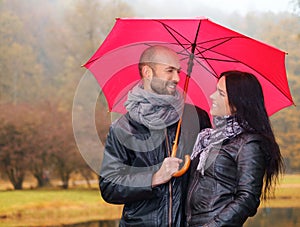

left=138, top=46, right=180, bottom=77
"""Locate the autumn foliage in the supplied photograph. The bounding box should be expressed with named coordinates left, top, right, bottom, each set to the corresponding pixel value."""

left=0, top=0, right=299, bottom=189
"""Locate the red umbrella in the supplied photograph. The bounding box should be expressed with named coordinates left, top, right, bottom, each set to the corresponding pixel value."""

left=83, top=17, right=294, bottom=176
left=84, top=17, right=293, bottom=115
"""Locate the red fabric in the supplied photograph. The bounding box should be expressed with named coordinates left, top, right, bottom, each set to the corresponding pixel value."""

left=84, top=18, right=293, bottom=116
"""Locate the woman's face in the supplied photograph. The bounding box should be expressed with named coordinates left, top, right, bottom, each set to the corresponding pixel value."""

left=209, top=76, right=232, bottom=117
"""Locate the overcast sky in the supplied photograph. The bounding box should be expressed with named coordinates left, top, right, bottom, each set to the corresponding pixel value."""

left=188, top=0, right=293, bottom=14
left=124, top=0, right=295, bottom=18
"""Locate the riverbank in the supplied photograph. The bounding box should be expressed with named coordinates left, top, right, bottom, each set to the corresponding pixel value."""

left=0, top=174, right=299, bottom=227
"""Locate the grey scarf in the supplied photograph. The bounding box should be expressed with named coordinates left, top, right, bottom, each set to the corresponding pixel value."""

left=191, top=115, right=244, bottom=175
left=124, top=84, right=184, bottom=130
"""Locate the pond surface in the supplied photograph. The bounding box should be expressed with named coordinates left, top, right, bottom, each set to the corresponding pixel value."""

left=60, top=207, right=299, bottom=227
left=60, top=220, right=119, bottom=227
left=244, top=207, right=299, bottom=227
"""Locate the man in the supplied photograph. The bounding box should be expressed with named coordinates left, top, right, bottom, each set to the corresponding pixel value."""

left=99, top=45, right=211, bottom=226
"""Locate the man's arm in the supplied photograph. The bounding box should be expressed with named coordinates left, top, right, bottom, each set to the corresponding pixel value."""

left=99, top=126, right=182, bottom=204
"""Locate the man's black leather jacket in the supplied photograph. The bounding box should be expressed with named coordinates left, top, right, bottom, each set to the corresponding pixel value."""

left=100, top=104, right=211, bottom=226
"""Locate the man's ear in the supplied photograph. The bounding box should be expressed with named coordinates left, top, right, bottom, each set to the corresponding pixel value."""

left=142, top=65, right=152, bottom=80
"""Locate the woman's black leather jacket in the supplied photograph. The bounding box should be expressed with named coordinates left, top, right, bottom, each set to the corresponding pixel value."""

left=186, top=133, right=266, bottom=227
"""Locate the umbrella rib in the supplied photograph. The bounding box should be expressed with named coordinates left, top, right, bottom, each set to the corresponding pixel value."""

left=152, top=21, right=252, bottom=80
left=194, top=44, right=291, bottom=100
left=194, top=45, right=219, bottom=77
left=198, top=36, right=245, bottom=49
left=193, top=55, right=219, bottom=78
left=154, top=20, right=194, bottom=53
left=153, top=20, right=242, bottom=78
left=198, top=36, right=245, bottom=54
left=196, top=56, right=238, bottom=62
left=193, top=36, right=244, bottom=78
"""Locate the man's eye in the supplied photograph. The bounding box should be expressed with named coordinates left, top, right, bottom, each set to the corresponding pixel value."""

left=168, top=69, right=180, bottom=73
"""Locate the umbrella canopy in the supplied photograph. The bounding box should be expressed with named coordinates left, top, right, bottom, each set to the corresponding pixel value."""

left=83, top=17, right=294, bottom=116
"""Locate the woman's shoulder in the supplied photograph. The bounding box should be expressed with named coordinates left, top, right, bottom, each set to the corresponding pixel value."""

left=240, top=133, right=264, bottom=143
left=228, top=133, right=264, bottom=149
left=235, top=133, right=266, bottom=155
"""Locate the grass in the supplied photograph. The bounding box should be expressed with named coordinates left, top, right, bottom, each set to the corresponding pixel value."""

left=264, top=175, right=300, bottom=207
left=0, top=174, right=299, bottom=227
left=0, top=188, right=123, bottom=227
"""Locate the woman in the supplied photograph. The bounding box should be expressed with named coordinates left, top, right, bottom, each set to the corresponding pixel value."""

left=185, top=70, right=283, bottom=227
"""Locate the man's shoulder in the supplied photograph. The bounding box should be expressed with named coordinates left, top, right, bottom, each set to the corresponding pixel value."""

left=110, top=113, right=149, bottom=135
left=183, top=103, right=209, bottom=117
left=111, top=113, right=129, bottom=127
left=182, top=104, right=211, bottom=130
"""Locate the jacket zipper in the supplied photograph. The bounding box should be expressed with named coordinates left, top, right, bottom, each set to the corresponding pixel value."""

left=165, top=129, right=172, bottom=227
left=168, top=180, right=172, bottom=227
left=186, top=169, right=200, bottom=225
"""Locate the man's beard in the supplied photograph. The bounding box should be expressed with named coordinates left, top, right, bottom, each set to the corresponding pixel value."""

left=150, top=71, right=177, bottom=96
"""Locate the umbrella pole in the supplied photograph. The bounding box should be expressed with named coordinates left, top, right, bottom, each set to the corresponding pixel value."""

left=171, top=22, right=200, bottom=177
left=171, top=76, right=191, bottom=177
left=171, top=76, right=190, bottom=155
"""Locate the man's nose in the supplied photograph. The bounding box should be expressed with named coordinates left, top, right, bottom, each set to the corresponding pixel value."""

left=172, top=71, right=180, bottom=82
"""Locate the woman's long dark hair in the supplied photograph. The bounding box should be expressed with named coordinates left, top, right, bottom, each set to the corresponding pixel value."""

left=220, top=70, right=284, bottom=200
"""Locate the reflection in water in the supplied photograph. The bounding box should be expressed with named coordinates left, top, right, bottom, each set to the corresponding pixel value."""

left=245, top=207, right=299, bottom=227
left=59, top=220, right=119, bottom=227
left=60, top=208, right=299, bottom=227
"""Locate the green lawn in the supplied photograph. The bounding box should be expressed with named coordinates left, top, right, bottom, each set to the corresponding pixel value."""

left=0, top=189, right=122, bottom=227
left=0, top=174, right=299, bottom=227
left=265, top=174, right=300, bottom=208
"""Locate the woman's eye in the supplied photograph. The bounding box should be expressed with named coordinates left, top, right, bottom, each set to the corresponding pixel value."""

left=219, top=91, right=226, bottom=97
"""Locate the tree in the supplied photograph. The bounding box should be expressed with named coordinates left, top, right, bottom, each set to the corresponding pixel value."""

left=44, top=0, right=132, bottom=187
left=0, top=104, right=36, bottom=189
left=0, top=123, right=25, bottom=189
left=235, top=12, right=300, bottom=172
left=0, top=3, right=44, bottom=105
left=44, top=102, right=80, bottom=189
left=26, top=102, right=54, bottom=188
left=293, top=0, right=300, bottom=14
left=0, top=0, right=136, bottom=188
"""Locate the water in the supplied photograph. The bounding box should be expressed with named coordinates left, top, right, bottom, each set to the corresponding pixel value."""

left=61, top=208, right=299, bottom=227
left=245, top=207, right=299, bottom=227
left=60, top=220, right=119, bottom=227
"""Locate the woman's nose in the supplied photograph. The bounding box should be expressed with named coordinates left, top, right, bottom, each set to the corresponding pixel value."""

left=210, top=91, right=216, bottom=100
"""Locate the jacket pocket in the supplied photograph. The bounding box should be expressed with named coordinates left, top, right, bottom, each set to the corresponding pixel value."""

left=123, top=199, right=159, bottom=226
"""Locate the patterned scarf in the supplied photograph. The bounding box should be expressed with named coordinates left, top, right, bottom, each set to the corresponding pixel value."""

left=191, top=115, right=244, bottom=175
left=124, top=84, right=184, bottom=130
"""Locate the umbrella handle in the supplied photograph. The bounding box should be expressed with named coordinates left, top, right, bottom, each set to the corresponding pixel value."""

left=171, top=143, right=191, bottom=177
left=172, top=154, right=191, bottom=177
